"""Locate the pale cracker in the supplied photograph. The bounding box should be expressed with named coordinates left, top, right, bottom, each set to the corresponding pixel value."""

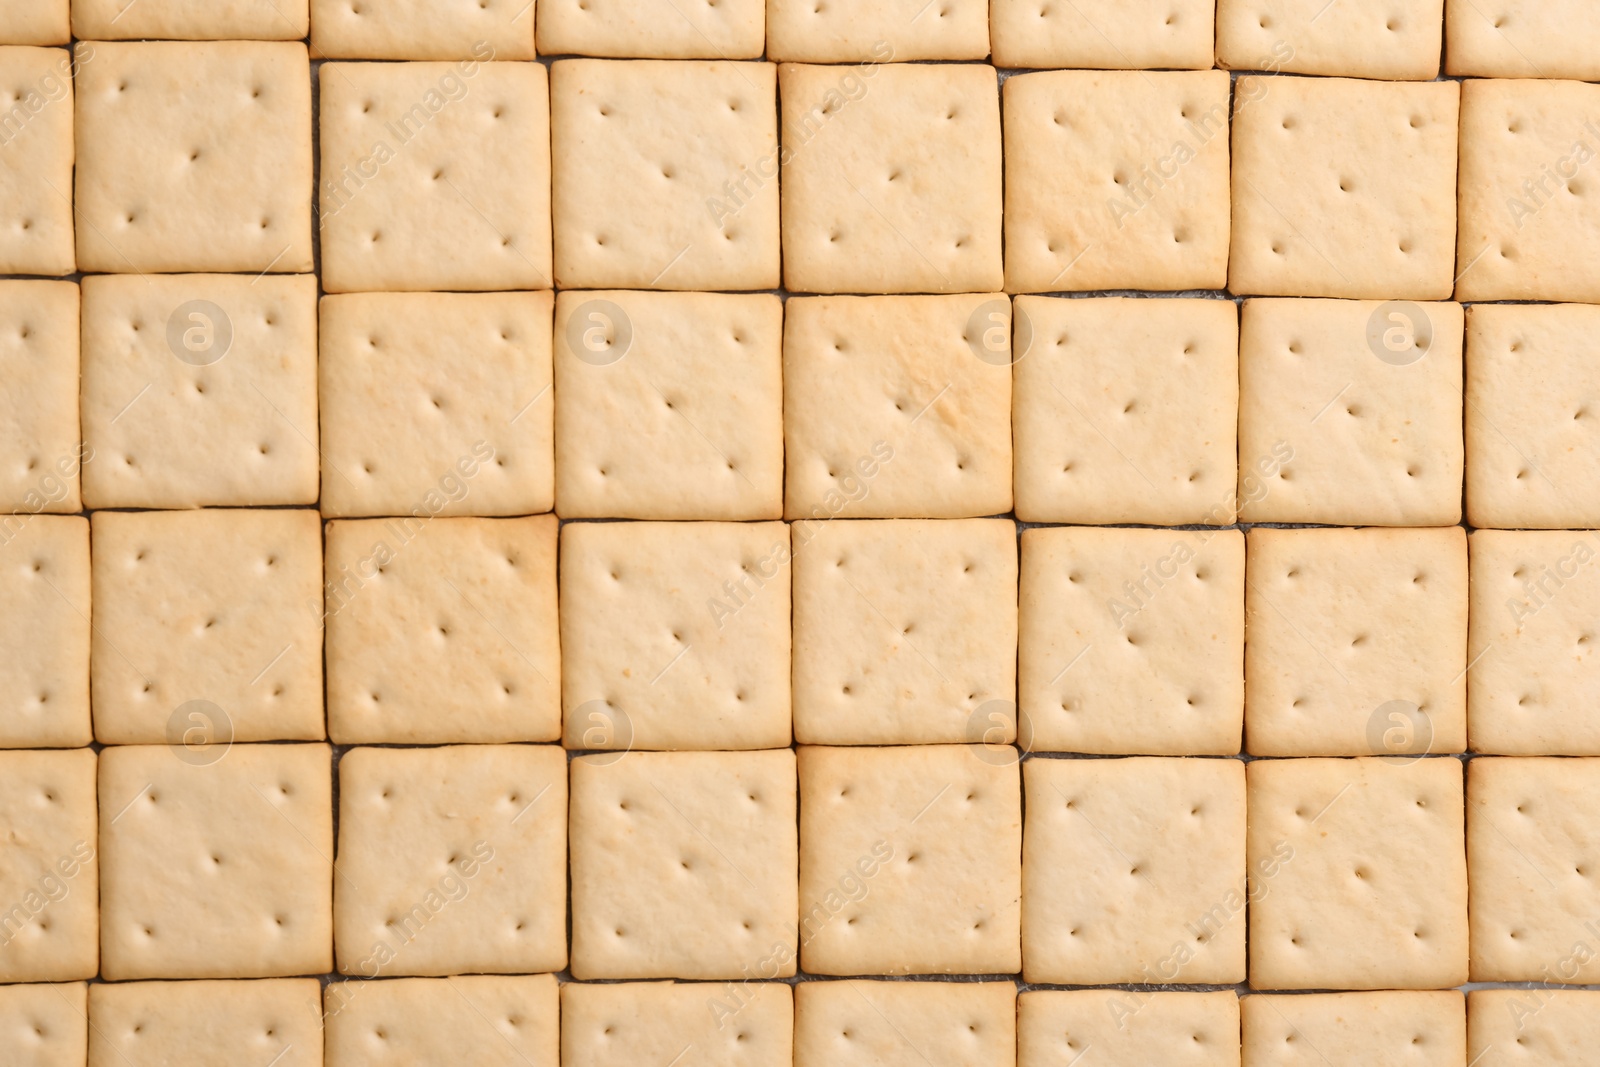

left=1245, top=527, right=1468, bottom=757
left=0, top=281, right=80, bottom=513
left=1021, top=990, right=1238, bottom=1067
left=0, top=47, right=74, bottom=275
left=767, top=0, right=986, bottom=62
left=98, top=743, right=333, bottom=980
left=0, top=515, right=89, bottom=748
left=538, top=0, right=762, bottom=58
left=1468, top=989, right=1600, bottom=1066
left=559, top=521, right=789, bottom=751
left=990, top=0, right=1215, bottom=70
left=74, top=41, right=312, bottom=274
left=0, top=982, right=86, bottom=1067
left=570, top=750, right=797, bottom=980
left=319, top=291, right=555, bottom=518
left=1467, top=530, right=1600, bottom=754
left=780, top=62, right=1002, bottom=294
left=792, top=518, right=1016, bottom=746
left=794, top=980, right=1015, bottom=1067
left=553, top=291, right=782, bottom=520
left=1237, top=298, right=1464, bottom=526
left=0, top=750, right=96, bottom=982
left=335, top=745, right=567, bottom=977
left=1004, top=70, right=1231, bottom=293
left=1019, top=527, right=1245, bottom=755
left=1217, top=0, right=1443, bottom=80
left=74, top=0, right=309, bottom=39
left=80, top=273, right=319, bottom=509
left=1242, top=991, right=1465, bottom=1066
left=88, top=979, right=321, bottom=1067
left=1447, top=0, right=1600, bottom=79
left=1230, top=77, right=1459, bottom=299
left=562, top=981, right=792, bottom=1066
left=313, top=1, right=533, bottom=60
left=1013, top=296, right=1239, bottom=524
left=1246, top=757, right=1468, bottom=990
left=552, top=59, right=778, bottom=290
left=783, top=295, right=1012, bottom=519
left=325, top=975, right=558, bottom=1066
left=0, top=3, right=67, bottom=45
left=326, top=516, right=559, bottom=745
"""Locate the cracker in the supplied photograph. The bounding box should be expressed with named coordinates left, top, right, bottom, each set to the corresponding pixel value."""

left=325, top=975, right=558, bottom=1065
left=552, top=59, right=778, bottom=290
left=1004, top=70, right=1231, bottom=293
left=1245, top=527, right=1468, bottom=757
left=569, top=750, right=797, bottom=979
left=74, top=1, right=309, bottom=39
left=335, top=745, right=566, bottom=977
left=1467, top=530, right=1600, bottom=754
left=0, top=982, right=86, bottom=1066
left=0, top=47, right=74, bottom=275
left=0, top=281, right=80, bottom=514
left=75, top=42, right=311, bottom=274
left=798, top=744, right=1020, bottom=975
left=1019, top=527, right=1245, bottom=756
left=794, top=980, right=1015, bottom=1067
left=98, top=743, right=333, bottom=980
left=767, top=0, right=988, bottom=61
left=0, top=750, right=96, bottom=982
left=780, top=62, right=1001, bottom=294
left=88, top=979, right=321, bottom=1067
left=1013, top=296, right=1239, bottom=524
left=1242, top=991, right=1465, bottom=1065
left=793, top=518, right=1016, bottom=746
left=0, top=3, right=67, bottom=45
left=559, top=521, right=790, bottom=751
left=1230, top=77, right=1459, bottom=299
left=1217, top=0, right=1443, bottom=79
left=90, top=510, right=322, bottom=746
left=320, top=59, right=549, bottom=293
left=1246, top=757, right=1467, bottom=989
left=325, top=516, right=559, bottom=745
left=1237, top=297, right=1464, bottom=526
left=0, top=515, right=89, bottom=748
left=990, top=0, right=1215, bottom=70
left=80, top=273, right=319, bottom=509
left=1468, top=989, right=1600, bottom=1066
left=562, top=980, right=793, bottom=1065
left=313, top=0, right=534, bottom=60
left=1456, top=79, right=1600, bottom=304
left=783, top=295, right=1012, bottom=519
left=319, top=291, right=555, bottom=518
left=553, top=291, right=783, bottom=520
left=1447, top=0, right=1600, bottom=79
left=538, top=0, right=763, bottom=58
left=1019, top=990, right=1239, bottom=1067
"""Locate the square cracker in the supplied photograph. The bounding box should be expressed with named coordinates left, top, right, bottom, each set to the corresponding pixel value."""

left=74, top=42, right=311, bottom=274
left=326, top=975, right=557, bottom=1065
left=767, top=0, right=986, bottom=61
left=320, top=60, right=550, bottom=293
left=1230, top=77, right=1459, bottom=299
left=783, top=295, right=1012, bottom=519
left=0, top=3, right=67, bottom=45
left=1019, top=990, right=1239, bottom=1067
left=1013, top=297, right=1238, bottom=524
left=562, top=981, right=792, bottom=1066
left=1019, top=527, right=1245, bottom=756
left=0, top=982, right=86, bottom=1066
left=560, top=521, right=789, bottom=751
left=1237, top=297, right=1464, bottom=526
left=795, top=980, right=1015, bottom=1067
left=0, top=515, right=89, bottom=748
left=1469, top=989, right=1600, bottom=1066
left=1245, top=527, right=1468, bottom=757
left=538, top=0, right=762, bottom=58
left=1024, top=757, right=1245, bottom=984
left=1004, top=71, right=1231, bottom=293
left=1447, top=0, right=1600, bottom=78
left=90, top=510, right=323, bottom=746
left=80, top=274, right=319, bottom=509
left=780, top=62, right=1001, bottom=294
left=0, top=750, right=96, bottom=982
left=1242, top=992, right=1464, bottom=1066
left=0, top=47, right=74, bottom=275
left=553, top=291, right=783, bottom=520
left=0, top=281, right=80, bottom=513
left=319, top=291, right=555, bottom=518
left=1467, top=530, right=1600, bottom=754
left=89, top=979, right=321, bottom=1067
left=792, top=518, right=1016, bottom=746
left=570, top=750, right=797, bottom=980
left=799, top=745, right=1020, bottom=975
left=552, top=60, right=778, bottom=291
left=98, top=743, right=332, bottom=980
left=313, top=0, right=533, bottom=60
left=1247, top=757, right=1467, bottom=990
left=1457, top=80, right=1600, bottom=303
left=325, top=516, right=559, bottom=745
left=74, top=1, right=309, bottom=39
left=335, top=746, right=566, bottom=977
left=1217, top=0, right=1443, bottom=80
left=991, top=0, right=1214, bottom=70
